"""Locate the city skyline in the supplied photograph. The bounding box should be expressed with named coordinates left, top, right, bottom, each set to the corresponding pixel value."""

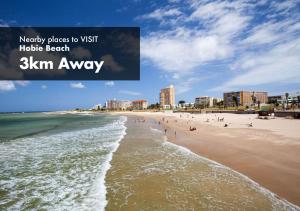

left=0, top=0, right=300, bottom=112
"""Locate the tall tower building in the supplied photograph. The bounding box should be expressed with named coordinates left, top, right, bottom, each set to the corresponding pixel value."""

left=160, top=85, right=175, bottom=109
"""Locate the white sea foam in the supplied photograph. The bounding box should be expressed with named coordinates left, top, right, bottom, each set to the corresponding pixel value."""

left=150, top=127, right=162, bottom=133
left=0, top=115, right=127, bottom=211
left=83, top=116, right=127, bottom=211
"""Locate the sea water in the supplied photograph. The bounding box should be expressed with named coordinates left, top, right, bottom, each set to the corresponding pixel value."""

left=0, top=112, right=126, bottom=210
left=1, top=113, right=299, bottom=211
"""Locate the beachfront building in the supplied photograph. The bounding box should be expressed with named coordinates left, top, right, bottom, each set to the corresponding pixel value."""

left=119, top=100, right=132, bottom=110
left=178, top=100, right=186, bottom=108
left=93, top=104, right=102, bottom=110
left=178, top=102, right=194, bottom=109
left=160, top=85, right=175, bottom=109
left=224, top=91, right=268, bottom=107
left=268, top=93, right=300, bottom=108
left=106, top=99, right=119, bottom=110
left=268, top=95, right=285, bottom=104
left=195, top=96, right=214, bottom=108
left=132, top=100, right=148, bottom=110
left=194, top=97, right=222, bottom=108
left=106, top=99, right=132, bottom=110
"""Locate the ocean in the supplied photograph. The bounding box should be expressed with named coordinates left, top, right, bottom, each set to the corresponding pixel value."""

left=0, top=112, right=126, bottom=210
left=0, top=112, right=298, bottom=211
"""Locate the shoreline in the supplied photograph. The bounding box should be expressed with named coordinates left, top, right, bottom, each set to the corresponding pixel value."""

left=161, top=139, right=299, bottom=210
left=113, top=111, right=300, bottom=207
left=106, top=115, right=299, bottom=210
left=100, top=116, right=127, bottom=211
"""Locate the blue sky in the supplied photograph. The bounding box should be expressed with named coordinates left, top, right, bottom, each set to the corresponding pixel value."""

left=0, top=0, right=299, bottom=112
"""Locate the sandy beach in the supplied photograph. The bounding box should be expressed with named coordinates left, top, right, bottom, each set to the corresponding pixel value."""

left=115, top=111, right=300, bottom=206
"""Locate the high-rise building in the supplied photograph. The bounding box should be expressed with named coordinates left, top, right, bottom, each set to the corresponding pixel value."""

left=224, top=91, right=268, bottom=107
left=160, top=85, right=175, bottom=109
left=106, top=99, right=119, bottom=110
left=132, top=100, right=148, bottom=110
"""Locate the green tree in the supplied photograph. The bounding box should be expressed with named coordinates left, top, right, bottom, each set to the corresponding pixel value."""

left=285, top=92, right=289, bottom=109
left=216, top=100, right=224, bottom=109
left=232, top=96, right=238, bottom=108
left=291, top=98, right=297, bottom=110
left=251, top=91, right=257, bottom=107
left=148, top=103, right=160, bottom=110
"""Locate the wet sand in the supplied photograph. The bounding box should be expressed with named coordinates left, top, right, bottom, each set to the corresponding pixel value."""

left=117, top=112, right=300, bottom=207
left=105, top=116, right=298, bottom=210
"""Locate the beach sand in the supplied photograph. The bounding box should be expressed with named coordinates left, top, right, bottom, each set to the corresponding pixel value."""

left=115, top=111, right=300, bottom=206
left=105, top=116, right=298, bottom=210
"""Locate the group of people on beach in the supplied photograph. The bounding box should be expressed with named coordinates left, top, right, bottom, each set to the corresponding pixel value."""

left=161, top=115, right=198, bottom=135
left=189, top=126, right=196, bottom=131
left=135, top=113, right=254, bottom=140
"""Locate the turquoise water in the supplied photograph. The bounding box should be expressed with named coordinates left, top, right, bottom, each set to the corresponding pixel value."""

left=0, top=112, right=126, bottom=210
left=0, top=112, right=119, bottom=140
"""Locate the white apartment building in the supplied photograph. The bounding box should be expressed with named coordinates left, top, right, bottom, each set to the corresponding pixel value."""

left=195, top=96, right=214, bottom=107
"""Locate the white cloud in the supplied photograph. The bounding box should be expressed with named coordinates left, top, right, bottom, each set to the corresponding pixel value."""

left=209, top=12, right=250, bottom=38
left=0, top=19, right=9, bottom=27
left=213, top=39, right=300, bottom=91
left=119, top=90, right=141, bottom=96
left=142, top=32, right=232, bottom=74
left=14, top=81, right=30, bottom=86
left=190, top=1, right=228, bottom=20
left=138, top=0, right=300, bottom=93
left=172, top=73, right=180, bottom=79
left=174, top=77, right=199, bottom=95
left=270, top=0, right=300, bottom=15
left=0, top=80, right=30, bottom=92
left=242, top=20, right=299, bottom=46
left=41, top=85, right=47, bottom=89
left=0, top=81, right=16, bottom=91
left=140, top=0, right=250, bottom=77
left=105, top=81, right=115, bottom=86
left=70, top=82, right=85, bottom=89
left=175, top=73, right=218, bottom=95
left=136, top=8, right=182, bottom=21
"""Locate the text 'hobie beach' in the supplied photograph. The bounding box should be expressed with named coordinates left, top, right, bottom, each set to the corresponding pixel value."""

left=20, top=56, right=104, bottom=74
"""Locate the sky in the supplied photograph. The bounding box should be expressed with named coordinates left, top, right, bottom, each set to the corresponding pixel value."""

left=0, top=0, right=299, bottom=112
